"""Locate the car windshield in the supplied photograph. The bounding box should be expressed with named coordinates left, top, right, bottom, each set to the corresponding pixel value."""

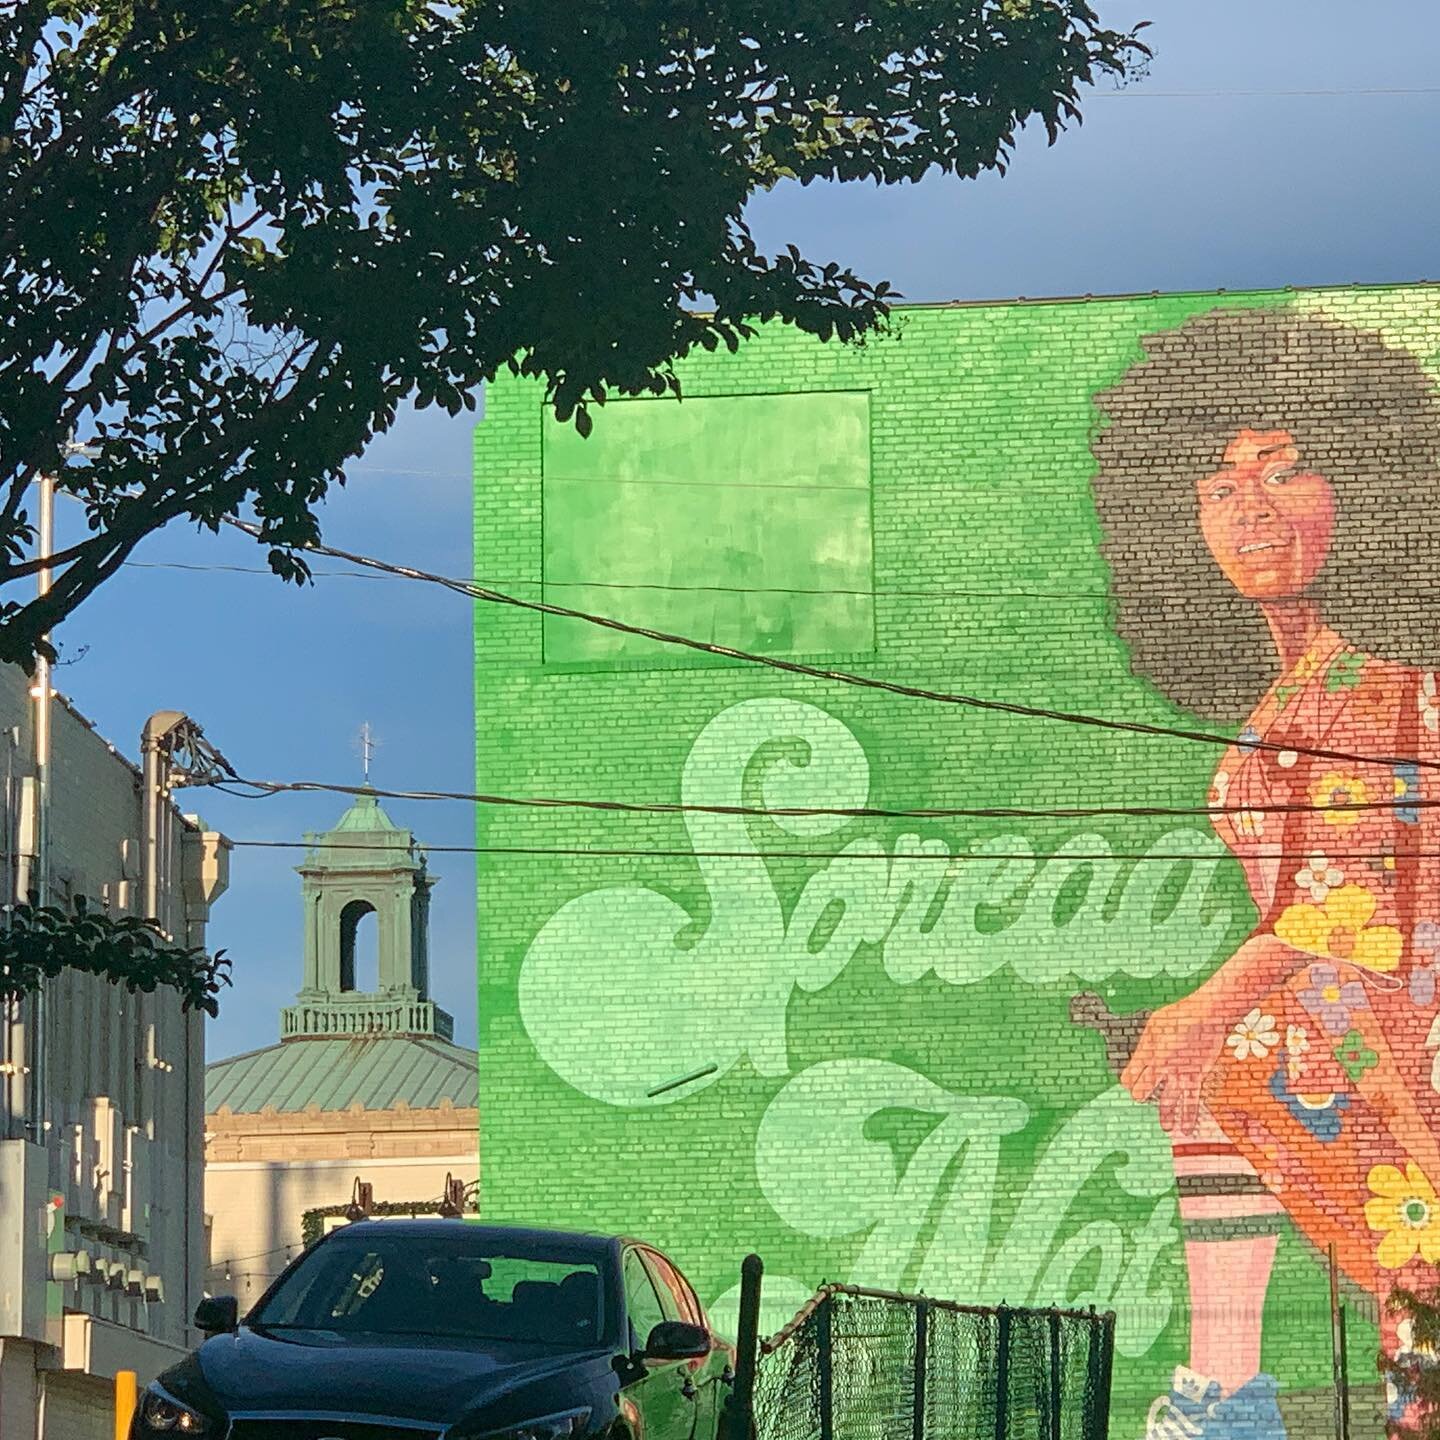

left=250, top=1231, right=610, bottom=1347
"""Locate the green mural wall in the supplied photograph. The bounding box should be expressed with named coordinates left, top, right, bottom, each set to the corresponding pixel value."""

left=474, top=286, right=1440, bottom=1437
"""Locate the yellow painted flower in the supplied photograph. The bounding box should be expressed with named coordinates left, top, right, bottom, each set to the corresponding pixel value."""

left=1274, top=883, right=1403, bottom=973
left=1366, top=1163, right=1440, bottom=1269
left=1309, top=771, right=1370, bottom=827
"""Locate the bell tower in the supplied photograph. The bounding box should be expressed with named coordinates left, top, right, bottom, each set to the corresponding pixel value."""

left=280, top=789, right=452, bottom=1042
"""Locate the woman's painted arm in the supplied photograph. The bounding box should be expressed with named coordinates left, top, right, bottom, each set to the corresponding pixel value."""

left=1121, top=934, right=1315, bottom=1134
left=1188, top=932, right=1316, bottom=1018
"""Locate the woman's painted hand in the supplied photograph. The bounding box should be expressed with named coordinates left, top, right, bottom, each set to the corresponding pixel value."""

left=1121, top=995, right=1231, bottom=1135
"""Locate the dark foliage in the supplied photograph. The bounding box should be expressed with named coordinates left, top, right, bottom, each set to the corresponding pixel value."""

left=1384, top=1286, right=1440, bottom=1439
left=0, top=893, right=231, bottom=1014
left=0, top=0, right=1144, bottom=663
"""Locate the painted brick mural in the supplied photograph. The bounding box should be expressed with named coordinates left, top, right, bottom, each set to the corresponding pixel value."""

left=473, top=286, right=1440, bottom=1438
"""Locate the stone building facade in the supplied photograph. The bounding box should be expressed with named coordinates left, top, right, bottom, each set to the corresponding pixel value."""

left=472, top=284, right=1440, bottom=1437
left=204, top=791, right=478, bottom=1302
left=0, top=680, right=230, bottom=1440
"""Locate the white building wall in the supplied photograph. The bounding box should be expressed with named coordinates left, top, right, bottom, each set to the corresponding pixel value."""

left=206, top=1152, right=479, bottom=1301
left=0, top=668, right=229, bottom=1440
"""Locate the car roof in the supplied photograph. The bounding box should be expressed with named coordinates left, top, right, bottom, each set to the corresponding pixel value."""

left=329, top=1219, right=625, bottom=1256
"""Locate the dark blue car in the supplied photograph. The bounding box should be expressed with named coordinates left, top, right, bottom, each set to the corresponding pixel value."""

left=131, top=1220, right=735, bottom=1440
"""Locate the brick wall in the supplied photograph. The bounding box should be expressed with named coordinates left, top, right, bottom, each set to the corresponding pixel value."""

left=473, top=286, right=1440, bottom=1436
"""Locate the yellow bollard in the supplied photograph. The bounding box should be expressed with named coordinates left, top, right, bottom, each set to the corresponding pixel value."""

left=114, top=1370, right=138, bottom=1440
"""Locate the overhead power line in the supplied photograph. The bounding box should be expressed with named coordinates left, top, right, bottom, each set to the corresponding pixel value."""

left=218, top=516, right=1440, bottom=777
left=228, top=836, right=1440, bottom=865
left=120, top=558, right=1440, bottom=603
left=207, top=773, right=1440, bottom=823
left=1093, top=85, right=1440, bottom=99
left=126, top=559, right=1116, bottom=605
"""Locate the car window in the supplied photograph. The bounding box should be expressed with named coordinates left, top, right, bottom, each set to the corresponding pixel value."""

left=641, top=1250, right=703, bottom=1326
left=623, top=1250, right=667, bottom=1347
left=252, top=1234, right=607, bottom=1348
left=329, top=1251, right=387, bottom=1319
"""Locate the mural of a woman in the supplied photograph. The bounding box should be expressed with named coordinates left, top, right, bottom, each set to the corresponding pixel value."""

left=1091, top=308, right=1440, bottom=1440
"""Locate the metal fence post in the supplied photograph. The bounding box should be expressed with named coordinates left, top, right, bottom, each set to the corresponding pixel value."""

left=722, top=1254, right=764, bottom=1440
left=995, top=1304, right=1011, bottom=1440
left=1084, top=1310, right=1102, bottom=1440
left=913, top=1299, right=929, bottom=1440
left=1096, top=1312, right=1116, bottom=1440
left=1081, top=1310, right=1114, bottom=1440
left=1330, top=1301, right=1342, bottom=1440
left=818, top=1292, right=835, bottom=1440
left=1327, top=1244, right=1350, bottom=1440
left=1048, top=1310, right=1062, bottom=1440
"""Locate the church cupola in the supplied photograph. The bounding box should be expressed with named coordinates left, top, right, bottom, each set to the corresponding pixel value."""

left=280, top=789, right=452, bottom=1042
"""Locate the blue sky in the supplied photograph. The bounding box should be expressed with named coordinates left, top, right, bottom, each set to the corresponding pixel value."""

left=47, top=0, right=1440, bottom=1059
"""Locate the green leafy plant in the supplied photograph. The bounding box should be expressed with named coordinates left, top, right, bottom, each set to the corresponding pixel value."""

left=0, top=894, right=231, bottom=1014
left=0, top=0, right=1145, bottom=663
left=1384, top=1286, right=1440, bottom=1439
left=299, top=1194, right=479, bottom=1247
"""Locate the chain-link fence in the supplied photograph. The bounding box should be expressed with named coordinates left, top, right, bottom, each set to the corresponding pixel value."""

left=744, top=1281, right=1114, bottom=1440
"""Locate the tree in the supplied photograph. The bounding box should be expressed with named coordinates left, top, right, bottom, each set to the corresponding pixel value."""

left=1386, top=1286, right=1440, bottom=1439
left=0, top=894, right=230, bottom=1012
left=0, top=0, right=1145, bottom=664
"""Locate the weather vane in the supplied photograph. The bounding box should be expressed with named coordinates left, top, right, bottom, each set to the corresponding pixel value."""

left=355, top=722, right=379, bottom=784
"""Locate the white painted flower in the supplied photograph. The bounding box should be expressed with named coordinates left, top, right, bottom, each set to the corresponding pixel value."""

left=1294, top=853, right=1344, bottom=903
left=1227, top=1008, right=1281, bottom=1061
left=1422, top=673, right=1440, bottom=734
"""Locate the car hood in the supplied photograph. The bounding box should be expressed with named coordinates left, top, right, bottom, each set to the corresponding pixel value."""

left=190, top=1326, right=609, bottom=1427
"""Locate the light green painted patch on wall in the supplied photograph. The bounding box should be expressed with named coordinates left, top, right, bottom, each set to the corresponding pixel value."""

left=541, top=390, right=874, bottom=664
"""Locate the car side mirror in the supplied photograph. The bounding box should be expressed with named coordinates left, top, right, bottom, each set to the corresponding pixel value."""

left=194, top=1295, right=238, bottom=1335
left=645, top=1319, right=711, bottom=1361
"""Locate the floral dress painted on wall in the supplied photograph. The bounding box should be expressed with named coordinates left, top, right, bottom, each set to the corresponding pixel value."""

left=1208, top=628, right=1440, bottom=1427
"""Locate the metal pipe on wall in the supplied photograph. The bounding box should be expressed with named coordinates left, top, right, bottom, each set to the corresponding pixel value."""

left=141, top=710, right=190, bottom=1341
left=2, top=727, right=19, bottom=1137
left=26, top=470, right=54, bottom=1139
left=140, top=712, right=186, bottom=930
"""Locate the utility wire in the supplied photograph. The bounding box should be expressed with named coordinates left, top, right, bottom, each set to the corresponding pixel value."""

left=1093, top=86, right=1440, bottom=99
left=125, top=559, right=1116, bottom=605
left=218, top=515, right=1440, bottom=777
left=209, top=1242, right=295, bottom=1267
left=227, top=836, right=1440, bottom=865
left=207, top=773, right=1440, bottom=823
left=118, top=558, right=1440, bottom=603
left=353, top=460, right=1121, bottom=499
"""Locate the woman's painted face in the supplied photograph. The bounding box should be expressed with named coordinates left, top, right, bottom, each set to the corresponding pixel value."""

left=1197, top=428, right=1336, bottom=599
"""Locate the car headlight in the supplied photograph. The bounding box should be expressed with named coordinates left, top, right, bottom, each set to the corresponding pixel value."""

left=136, top=1384, right=213, bottom=1435
left=487, top=1407, right=590, bottom=1440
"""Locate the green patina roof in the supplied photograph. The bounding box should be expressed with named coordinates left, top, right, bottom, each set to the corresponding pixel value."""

left=329, top=788, right=404, bottom=834
left=206, top=1034, right=478, bottom=1115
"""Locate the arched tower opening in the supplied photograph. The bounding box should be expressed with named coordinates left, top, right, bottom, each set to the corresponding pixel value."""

left=339, top=898, right=378, bottom=993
